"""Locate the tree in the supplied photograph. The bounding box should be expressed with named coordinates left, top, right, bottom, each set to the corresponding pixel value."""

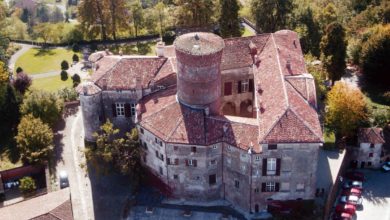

left=78, top=0, right=109, bottom=40
left=57, top=87, right=78, bottom=102
left=0, top=34, right=9, bottom=64
left=317, top=3, right=338, bottom=30
left=174, top=0, right=215, bottom=27
left=13, top=72, right=32, bottom=94
left=219, top=0, right=241, bottom=38
left=61, top=60, right=69, bottom=70
left=71, top=73, right=81, bottom=87
left=154, top=1, right=167, bottom=36
left=32, top=23, right=53, bottom=44
left=19, top=176, right=36, bottom=196
left=72, top=54, right=79, bottom=63
left=60, top=70, right=68, bottom=81
left=16, top=67, right=23, bottom=74
left=20, top=90, right=64, bottom=127
left=130, top=1, right=144, bottom=37
left=296, top=7, right=321, bottom=57
left=0, top=61, right=8, bottom=84
left=36, top=3, right=50, bottom=23
left=251, top=0, right=294, bottom=33
left=0, top=83, right=21, bottom=130
left=360, top=24, right=390, bottom=85
left=51, top=6, right=64, bottom=23
left=320, top=22, right=347, bottom=85
left=107, top=0, right=129, bottom=40
left=15, top=114, right=54, bottom=164
left=326, top=82, right=369, bottom=139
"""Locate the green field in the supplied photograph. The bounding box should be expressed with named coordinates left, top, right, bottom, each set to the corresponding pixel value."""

left=31, top=75, right=73, bottom=92
left=15, top=48, right=79, bottom=75
left=242, top=26, right=256, bottom=37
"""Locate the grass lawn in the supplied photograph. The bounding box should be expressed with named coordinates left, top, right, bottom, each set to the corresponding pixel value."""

left=242, top=26, right=256, bottom=37
left=15, top=48, right=80, bottom=75
left=100, top=42, right=157, bottom=56
left=324, top=130, right=336, bottom=149
left=31, top=75, right=73, bottom=92
left=0, top=152, right=22, bottom=171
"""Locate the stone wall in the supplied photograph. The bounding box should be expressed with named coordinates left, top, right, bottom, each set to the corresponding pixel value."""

left=356, top=143, right=383, bottom=168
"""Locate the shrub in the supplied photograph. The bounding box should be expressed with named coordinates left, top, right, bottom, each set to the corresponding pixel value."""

left=57, top=87, right=78, bottom=102
left=71, top=73, right=81, bottom=87
left=72, top=43, right=80, bottom=52
left=72, top=54, right=79, bottom=63
left=16, top=67, right=23, bottom=74
left=61, top=60, right=69, bottom=70
left=60, top=70, right=68, bottom=81
left=19, top=176, right=37, bottom=196
left=13, top=72, right=32, bottom=94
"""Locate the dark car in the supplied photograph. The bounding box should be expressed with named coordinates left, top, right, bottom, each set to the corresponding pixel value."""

left=335, top=204, right=356, bottom=215
left=343, top=181, right=363, bottom=190
left=59, top=171, right=69, bottom=189
left=345, top=171, right=365, bottom=181
left=382, top=162, right=390, bottom=172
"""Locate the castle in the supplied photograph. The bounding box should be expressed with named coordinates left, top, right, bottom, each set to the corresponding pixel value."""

left=77, top=30, right=323, bottom=214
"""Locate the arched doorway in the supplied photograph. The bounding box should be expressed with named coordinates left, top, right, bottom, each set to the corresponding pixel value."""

left=222, top=102, right=236, bottom=116
left=240, top=99, right=253, bottom=118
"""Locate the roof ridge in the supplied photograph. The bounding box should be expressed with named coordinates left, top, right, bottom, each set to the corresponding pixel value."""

left=166, top=115, right=185, bottom=142
left=369, top=128, right=385, bottom=142
left=285, top=78, right=308, bottom=103
left=271, top=33, right=289, bottom=108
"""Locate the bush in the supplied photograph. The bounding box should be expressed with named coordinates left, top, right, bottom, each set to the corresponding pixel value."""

left=60, top=70, right=68, bottom=81
left=57, top=87, right=78, bottom=102
left=72, top=43, right=80, bottom=52
left=61, top=60, right=69, bottom=70
left=71, top=73, right=81, bottom=87
left=16, top=67, right=23, bottom=74
left=13, top=72, right=32, bottom=94
left=72, top=54, right=79, bottom=63
left=162, top=31, right=176, bottom=45
left=19, top=176, right=37, bottom=196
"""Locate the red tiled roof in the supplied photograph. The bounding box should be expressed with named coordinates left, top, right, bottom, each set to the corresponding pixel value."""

left=31, top=200, right=73, bottom=220
left=359, top=128, right=385, bottom=144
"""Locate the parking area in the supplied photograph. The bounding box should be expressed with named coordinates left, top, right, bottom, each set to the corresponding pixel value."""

left=356, top=169, right=390, bottom=220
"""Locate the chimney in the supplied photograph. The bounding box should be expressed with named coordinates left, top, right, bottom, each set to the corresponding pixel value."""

left=249, top=41, right=257, bottom=55
left=156, top=41, right=165, bottom=57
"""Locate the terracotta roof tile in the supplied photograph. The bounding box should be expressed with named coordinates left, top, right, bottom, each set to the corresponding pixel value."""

left=359, top=128, right=385, bottom=144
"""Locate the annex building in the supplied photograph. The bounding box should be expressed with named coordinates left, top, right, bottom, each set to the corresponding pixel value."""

left=77, top=30, right=323, bottom=214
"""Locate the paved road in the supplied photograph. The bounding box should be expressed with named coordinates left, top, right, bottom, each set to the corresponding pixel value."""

left=8, top=43, right=35, bottom=71
left=54, top=109, right=95, bottom=220
left=30, top=62, right=88, bottom=79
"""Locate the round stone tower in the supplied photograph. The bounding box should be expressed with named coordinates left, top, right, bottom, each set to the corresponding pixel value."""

left=174, top=32, right=225, bottom=115
left=76, top=82, right=103, bottom=142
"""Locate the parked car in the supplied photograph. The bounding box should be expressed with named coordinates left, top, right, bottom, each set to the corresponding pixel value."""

left=332, top=212, right=353, bottom=220
left=343, top=181, right=363, bottom=190
left=382, top=162, right=390, bottom=172
left=345, top=171, right=365, bottom=181
left=59, top=171, right=69, bottom=189
left=340, top=195, right=363, bottom=206
left=335, top=203, right=356, bottom=215
left=342, top=187, right=362, bottom=197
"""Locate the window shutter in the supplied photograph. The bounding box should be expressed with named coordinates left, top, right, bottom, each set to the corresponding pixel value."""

left=261, top=183, right=266, bottom=192
left=185, top=159, right=189, bottom=166
left=112, top=104, right=117, bottom=117
left=262, top=159, right=267, bottom=176
left=124, top=103, right=131, bottom=117
left=155, top=150, right=159, bottom=158
left=175, top=159, right=179, bottom=165
left=237, top=81, right=242, bottom=93
left=276, top=158, right=281, bottom=176
left=194, top=160, right=197, bottom=167
left=275, top=182, right=280, bottom=192
left=249, top=79, right=254, bottom=92
left=167, top=158, right=170, bottom=165
left=224, top=82, right=232, bottom=96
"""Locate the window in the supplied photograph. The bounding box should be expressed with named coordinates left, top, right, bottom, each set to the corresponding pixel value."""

left=168, top=158, right=179, bottom=165
left=173, top=174, right=178, bottom=180
left=266, top=182, right=276, bottom=192
left=370, top=144, right=375, bottom=148
left=254, top=188, right=260, bottom=193
left=241, top=153, right=246, bottom=158
left=159, top=166, right=163, bottom=175
left=227, top=146, right=232, bottom=152
left=267, top=158, right=277, bottom=175
left=143, top=142, right=148, bottom=150
left=140, top=128, right=144, bottom=134
left=212, top=145, right=217, bottom=150
left=368, top=161, right=372, bottom=167
left=296, top=183, right=305, bottom=192
left=155, top=138, right=162, bottom=146
left=155, top=150, right=164, bottom=161
left=191, top=146, right=197, bottom=153
left=173, top=146, right=178, bottom=151
left=268, top=144, right=277, bottom=150
left=241, top=79, right=249, bottom=92
left=369, top=153, right=374, bottom=157
left=115, top=103, right=125, bottom=116
left=130, top=103, right=136, bottom=116
left=210, top=159, right=217, bottom=165
left=255, top=156, right=260, bottom=161
left=186, top=159, right=197, bottom=167
left=209, top=174, right=216, bottom=185
left=155, top=150, right=159, bottom=158
left=224, top=82, right=232, bottom=96
left=234, top=180, right=240, bottom=189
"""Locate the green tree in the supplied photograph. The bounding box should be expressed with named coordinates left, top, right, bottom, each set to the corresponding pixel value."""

left=71, top=73, right=81, bottom=87
left=0, top=83, right=21, bottom=130
left=130, top=1, right=144, bottom=37
left=20, top=90, right=64, bottom=127
left=15, top=114, right=54, bottom=164
left=106, top=0, right=129, bottom=40
left=61, top=60, right=69, bottom=70
left=360, top=24, right=390, bottom=85
left=219, top=0, right=241, bottom=38
left=326, top=82, right=369, bottom=139
left=296, top=7, right=321, bottom=57
left=317, top=3, right=338, bottom=30
left=251, top=0, right=294, bottom=33
left=0, top=34, right=10, bottom=64
left=50, top=6, right=64, bottom=23
left=0, top=61, right=8, bottom=84
left=154, top=1, right=167, bottom=36
left=174, top=0, right=215, bottom=27
left=320, top=22, right=347, bottom=85
left=13, top=72, right=32, bottom=94
left=19, top=176, right=37, bottom=196
left=78, top=0, right=109, bottom=40
left=60, top=70, right=68, bottom=81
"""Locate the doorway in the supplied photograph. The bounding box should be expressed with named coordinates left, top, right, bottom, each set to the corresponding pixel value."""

left=361, top=161, right=365, bottom=168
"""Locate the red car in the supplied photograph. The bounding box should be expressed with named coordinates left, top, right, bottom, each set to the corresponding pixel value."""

left=333, top=212, right=353, bottom=220
left=342, top=187, right=362, bottom=197
left=345, top=171, right=365, bottom=181
left=335, top=204, right=356, bottom=215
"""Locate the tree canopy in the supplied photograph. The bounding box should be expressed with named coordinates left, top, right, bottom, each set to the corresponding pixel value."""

left=15, top=114, right=54, bottom=164
left=219, top=0, right=241, bottom=38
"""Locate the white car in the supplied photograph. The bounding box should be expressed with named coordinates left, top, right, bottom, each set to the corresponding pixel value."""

left=382, top=162, right=390, bottom=172
left=339, top=195, right=363, bottom=205
left=59, top=171, right=69, bottom=189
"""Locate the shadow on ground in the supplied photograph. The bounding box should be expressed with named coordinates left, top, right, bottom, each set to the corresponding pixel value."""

left=361, top=170, right=390, bottom=206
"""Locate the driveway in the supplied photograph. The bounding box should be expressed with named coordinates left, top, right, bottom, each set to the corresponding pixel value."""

left=356, top=169, right=390, bottom=220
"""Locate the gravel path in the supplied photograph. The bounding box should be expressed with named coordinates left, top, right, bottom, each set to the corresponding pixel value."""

left=8, top=43, right=35, bottom=71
